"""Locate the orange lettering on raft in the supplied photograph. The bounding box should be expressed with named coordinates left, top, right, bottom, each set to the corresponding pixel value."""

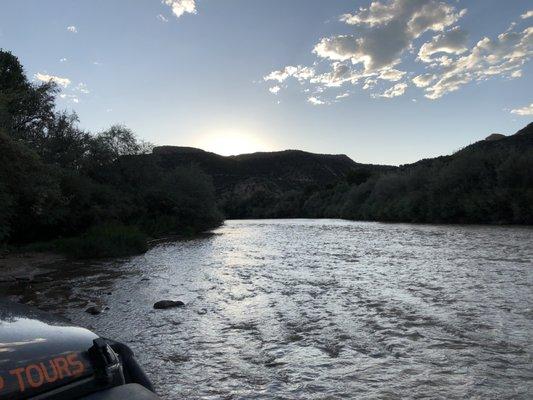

left=25, top=364, right=45, bottom=388
left=67, top=353, right=85, bottom=377
left=52, top=357, right=71, bottom=380
left=40, top=360, right=59, bottom=383
left=5, top=354, right=85, bottom=394
left=8, top=367, right=26, bottom=392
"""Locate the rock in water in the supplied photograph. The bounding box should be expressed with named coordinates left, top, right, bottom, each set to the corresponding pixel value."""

left=85, top=306, right=102, bottom=315
left=154, top=300, right=185, bottom=310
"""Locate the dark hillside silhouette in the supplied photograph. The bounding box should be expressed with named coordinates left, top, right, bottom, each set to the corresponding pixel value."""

left=342, top=123, right=533, bottom=224
left=149, top=146, right=393, bottom=218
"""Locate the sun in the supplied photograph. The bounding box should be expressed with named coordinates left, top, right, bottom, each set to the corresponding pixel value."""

left=194, top=131, right=271, bottom=156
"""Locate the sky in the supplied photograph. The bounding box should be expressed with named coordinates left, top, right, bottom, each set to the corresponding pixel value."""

left=0, top=0, right=531, bottom=165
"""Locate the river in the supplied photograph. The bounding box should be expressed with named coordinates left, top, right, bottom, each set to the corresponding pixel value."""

left=3, top=220, right=533, bottom=399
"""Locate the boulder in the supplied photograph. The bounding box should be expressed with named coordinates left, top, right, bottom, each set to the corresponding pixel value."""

left=153, top=300, right=185, bottom=310
left=85, top=306, right=102, bottom=315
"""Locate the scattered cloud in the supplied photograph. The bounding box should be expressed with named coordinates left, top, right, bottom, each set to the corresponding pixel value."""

left=423, top=26, right=532, bottom=99
left=412, top=73, right=436, bottom=87
left=336, top=92, right=350, bottom=99
left=157, top=14, right=169, bottom=22
left=34, top=73, right=71, bottom=88
left=510, top=103, right=533, bottom=116
left=59, top=93, right=79, bottom=103
left=308, top=96, right=326, bottom=105
left=521, top=10, right=533, bottom=20
left=67, top=25, right=78, bottom=33
left=75, top=82, right=90, bottom=94
left=418, top=27, right=468, bottom=62
left=36, top=74, right=91, bottom=104
left=264, top=65, right=315, bottom=83
left=163, top=0, right=197, bottom=19
left=263, top=0, right=532, bottom=104
left=59, top=58, right=67, bottom=63
left=269, top=86, right=281, bottom=94
left=316, top=0, right=466, bottom=72
left=379, top=68, right=406, bottom=81
left=378, top=82, right=408, bottom=98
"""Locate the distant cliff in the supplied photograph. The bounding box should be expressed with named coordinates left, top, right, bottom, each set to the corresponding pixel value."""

left=147, top=147, right=393, bottom=218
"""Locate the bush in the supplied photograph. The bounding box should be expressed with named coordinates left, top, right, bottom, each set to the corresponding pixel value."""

left=55, top=224, right=148, bottom=259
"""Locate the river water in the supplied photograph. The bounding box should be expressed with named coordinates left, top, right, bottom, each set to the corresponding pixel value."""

left=3, top=220, right=533, bottom=399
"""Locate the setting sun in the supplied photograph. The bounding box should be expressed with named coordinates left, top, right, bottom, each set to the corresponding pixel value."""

left=194, top=131, right=272, bottom=156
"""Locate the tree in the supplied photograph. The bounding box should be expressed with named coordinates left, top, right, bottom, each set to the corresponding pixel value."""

left=0, top=50, right=57, bottom=141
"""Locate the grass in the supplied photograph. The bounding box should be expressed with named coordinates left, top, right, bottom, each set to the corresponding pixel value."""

left=18, top=224, right=148, bottom=259
left=7, top=220, right=217, bottom=260
left=55, top=224, right=148, bottom=259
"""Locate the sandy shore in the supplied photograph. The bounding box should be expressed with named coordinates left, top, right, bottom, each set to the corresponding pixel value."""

left=0, top=252, right=66, bottom=282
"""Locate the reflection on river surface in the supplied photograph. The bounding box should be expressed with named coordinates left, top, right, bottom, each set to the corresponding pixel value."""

left=2, top=220, right=533, bottom=399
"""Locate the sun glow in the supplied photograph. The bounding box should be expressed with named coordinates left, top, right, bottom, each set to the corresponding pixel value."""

left=194, top=131, right=272, bottom=156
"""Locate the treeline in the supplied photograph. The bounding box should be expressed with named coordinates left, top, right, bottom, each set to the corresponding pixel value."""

left=341, top=133, right=533, bottom=224
left=284, top=126, right=533, bottom=224
left=216, top=125, right=533, bottom=225
left=0, top=50, right=222, bottom=257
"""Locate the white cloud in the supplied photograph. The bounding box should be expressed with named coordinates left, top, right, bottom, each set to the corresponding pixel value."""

left=264, top=65, right=315, bottom=83
left=418, top=27, right=468, bottom=62
left=316, top=0, right=466, bottom=72
left=412, top=73, right=436, bottom=87
left=157, top=14, right=169, bottom=22
left=67, top=25, right=78, bottom=33
left=75, top=82, right=90, bottom=94
left=336, top=92, right=350, bottom=99
left=264, top=0, right=531, bottom=103
left=521, top=11, right=533, bottom=19
left=510, top=103, right=533, bottom=116
left=163, top=0, right=196, bottom=18
left=379, top=68, right=406, bottom=81
left=59, top=93, right=79, bottom=104
left=59, top=58, right=67, bottom=63
left=269, top=86, right=281, bottom=94
left=308, top=96, right=326, bottom=105
left=378, top=82, right=408, bottom=98
left=310, top=62, right=365, bottom=87
left=34, top=73, right=71, bottom=88
left=423, top=26, right=533, bottom=99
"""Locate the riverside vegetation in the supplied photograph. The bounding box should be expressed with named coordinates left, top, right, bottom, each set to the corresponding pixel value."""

left=1, top=49, right=532, bottom=258
left=0, top=50, right=223, bottom=258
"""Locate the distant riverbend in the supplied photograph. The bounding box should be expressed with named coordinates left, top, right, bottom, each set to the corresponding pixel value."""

left=2, top=220, right=532, bottom=399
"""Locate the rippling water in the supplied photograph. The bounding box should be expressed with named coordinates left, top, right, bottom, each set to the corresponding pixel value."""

left=4, top=220, right=533, bottom=399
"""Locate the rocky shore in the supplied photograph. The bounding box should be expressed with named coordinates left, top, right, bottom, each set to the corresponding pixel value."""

left=0, top=252, right=65, bottom=283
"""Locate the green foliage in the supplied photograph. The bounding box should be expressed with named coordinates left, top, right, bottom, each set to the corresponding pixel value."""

left=341, top=138, right=533, bottom=224
left=55, top=224, right=148, bottom=259
left=0, top=50, right=223, bottom=256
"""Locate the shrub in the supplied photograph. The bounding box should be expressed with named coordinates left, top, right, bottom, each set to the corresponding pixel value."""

left=56, top=224, right=148, bottom=259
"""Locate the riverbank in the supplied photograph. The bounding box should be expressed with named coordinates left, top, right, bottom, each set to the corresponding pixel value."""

left=0, top=228, right=216, bottom=282
left=0, top=251, right=65, bottom=282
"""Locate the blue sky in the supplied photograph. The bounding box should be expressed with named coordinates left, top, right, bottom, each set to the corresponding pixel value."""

left=0, top=0, right=531, bottom=165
